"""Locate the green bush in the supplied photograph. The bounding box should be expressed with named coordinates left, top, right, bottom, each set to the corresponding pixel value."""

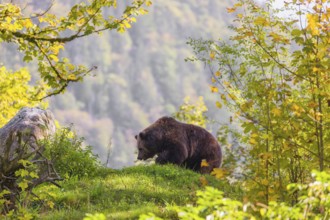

left=0, top=126, right=103, bottom=218
left=140, top=171, right=330, bottom=220
left=42, top=126, right=102, bottom=179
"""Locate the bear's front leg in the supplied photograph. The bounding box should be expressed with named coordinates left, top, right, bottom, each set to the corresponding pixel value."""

left=156, top=151, right=169, bottom=164
left=155, top=142, right=188, bottom=166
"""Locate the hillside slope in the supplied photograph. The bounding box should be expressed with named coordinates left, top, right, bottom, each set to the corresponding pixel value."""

left=35, top=165, right=232, bottom=220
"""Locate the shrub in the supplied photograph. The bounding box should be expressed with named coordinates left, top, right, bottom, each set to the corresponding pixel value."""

left=42, top=126, right=102, bottom=179
left=139, top=171, right=330, bottom=219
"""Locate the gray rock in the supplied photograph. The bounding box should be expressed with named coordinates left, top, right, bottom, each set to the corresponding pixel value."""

left=0, top=107, right=55, bottom=174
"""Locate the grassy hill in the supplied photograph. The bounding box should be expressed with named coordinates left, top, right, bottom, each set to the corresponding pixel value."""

left=34, top=165, right=229, bottom=220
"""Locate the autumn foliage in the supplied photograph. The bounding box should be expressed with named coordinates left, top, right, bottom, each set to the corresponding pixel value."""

left=188, top=0, right=329, bottom=204
left=0, top=0, right=151, bottom=99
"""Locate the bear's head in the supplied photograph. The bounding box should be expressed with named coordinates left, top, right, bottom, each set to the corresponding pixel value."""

left=135, top=130, right=160, bottom=160
left=135, top=116, right=175, bottom=160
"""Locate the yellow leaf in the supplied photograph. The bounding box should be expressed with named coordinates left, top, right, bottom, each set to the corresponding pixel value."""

left=260, top=208, right=267, bottom=216
left=49, top=44, right=64, bottom=55
left=146, top=0, right=152, bottom=6
left=86, top=8, right=96, bottom=15
left=138, top=8, right=148, bottom=15
left=254, top=16, right=268, bottom=26
left=291, top=104, right=301, bottom=114
left=220, top=94, right=226, bottom=101
left=223, top=81, right=230, bottom=87
left=261, top=133, right=271, bottom=140
left=5, top=17, right=12, bottom=23
left=216, top=101, right=222, bottom=109
left=67, top=64, right=76, bottom=71
left=199, top=176, right=208, bottom=186
left=209, top=51, right=215, bottom=60
left=269, top=32, right=283, bottom=42
left=244, top=31, right=254, bottom=37
left=261, top=179, right=269, bottom=186
left=21, top=19, right=33, bottom=29
left=123, top=21, right=131, bottom=28
left=201, top=159, right=209, bottom=167
left=249, top=138, right=257, bottom=145
left=228, top=93, right=237, bottom=100
left=210, top=86, right=218, bottom=93
left=237, top=13, right=243, bottom=19
left=77, top=18, right=86, bottom=26
left=67, top=74, right=77, bottom=80
left=307, top=14, right=320, bottom=36
left=49, top=54, right=59, bottom=62
left=227, top=7, right=236, bottom=13
left=251, top=133, right=258, bottom=138
left=38, top=17, right=45, bottom=23
left=215, top=71, right=221, bottom=77
left=211, top=168, right=226, bottom=179
left=315, top=112, right=322, bottom=121
left=117, top=26, right=125, bottom=33
left=271, top=107, right=281, bottom=116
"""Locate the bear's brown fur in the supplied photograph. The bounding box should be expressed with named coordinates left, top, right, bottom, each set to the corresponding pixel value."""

left=135, top=116, right=222, bottom=173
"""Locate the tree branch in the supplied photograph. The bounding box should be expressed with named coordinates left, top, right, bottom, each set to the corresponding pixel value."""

left=39, top=65, right=97, bottom=100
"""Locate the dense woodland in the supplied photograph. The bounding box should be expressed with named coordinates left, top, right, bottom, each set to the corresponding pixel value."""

left=0, top=0, right=329, bottom=219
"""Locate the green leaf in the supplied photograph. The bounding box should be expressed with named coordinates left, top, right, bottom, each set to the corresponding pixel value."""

left=29, top=172, right=39, bottom=179
left=18, top=180, right=29, bottom=191
left=15, top=168, right=29, bottom=177
left=23, top=55, right=33, bottom=62
left=291, top=29, right=302, bottom=36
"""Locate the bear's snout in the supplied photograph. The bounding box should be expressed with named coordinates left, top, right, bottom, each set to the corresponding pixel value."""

left=137, top=153, right=146, bottom=160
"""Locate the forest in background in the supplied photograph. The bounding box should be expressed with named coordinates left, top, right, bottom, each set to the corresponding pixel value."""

left=0, top=0, right=234, bottom=168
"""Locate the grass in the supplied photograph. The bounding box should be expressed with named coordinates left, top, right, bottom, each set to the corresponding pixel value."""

left=32, top=164, right=227, bottom=220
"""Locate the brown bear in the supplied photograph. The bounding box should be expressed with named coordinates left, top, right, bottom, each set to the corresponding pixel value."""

left=134, top=116, right=222, bottom=174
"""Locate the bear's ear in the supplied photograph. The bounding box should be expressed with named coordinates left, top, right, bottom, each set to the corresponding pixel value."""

left=139, top=132, right=147, bottom=139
